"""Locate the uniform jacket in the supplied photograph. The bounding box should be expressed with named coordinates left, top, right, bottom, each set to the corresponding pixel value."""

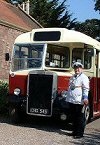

left=66, top=72, right=89, bottom=105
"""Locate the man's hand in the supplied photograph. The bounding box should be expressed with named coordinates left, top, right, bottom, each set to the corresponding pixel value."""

left=84, top=99, right=89, bottom=106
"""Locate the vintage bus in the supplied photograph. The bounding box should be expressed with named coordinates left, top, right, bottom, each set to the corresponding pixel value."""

left=6, top=28, right=100, bottom=123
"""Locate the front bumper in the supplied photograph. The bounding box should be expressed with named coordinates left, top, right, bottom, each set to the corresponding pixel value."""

left=7, top=95, right=27, bottom=111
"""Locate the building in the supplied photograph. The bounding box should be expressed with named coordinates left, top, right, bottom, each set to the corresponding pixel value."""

left=0, top=0, right=42, bottom=80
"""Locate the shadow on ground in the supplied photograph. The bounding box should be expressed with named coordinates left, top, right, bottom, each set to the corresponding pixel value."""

left=0, top=115, right=100, bottom=145
left=68, top=130, right=100, bottom=145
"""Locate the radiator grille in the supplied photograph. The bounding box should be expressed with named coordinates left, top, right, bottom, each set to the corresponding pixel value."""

left=27, top=74, right=53, bottom=116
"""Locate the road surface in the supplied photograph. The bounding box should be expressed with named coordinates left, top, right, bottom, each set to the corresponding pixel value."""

left=0, top=116, right=100, bottom=145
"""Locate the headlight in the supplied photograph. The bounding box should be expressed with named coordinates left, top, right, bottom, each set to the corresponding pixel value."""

left=61, top=90, right=67, bottom=98
left=14, top=88, right=21, bottom=96
left=60, top=113, right=67, bottom=121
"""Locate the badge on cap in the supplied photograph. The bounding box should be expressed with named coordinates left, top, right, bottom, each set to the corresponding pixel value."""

left=72, top=62, right=83, bottom=68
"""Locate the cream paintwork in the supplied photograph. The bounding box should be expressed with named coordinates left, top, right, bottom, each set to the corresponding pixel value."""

left=15, top=28, right=100, bottom=50
left=10, top=68, right=94, bottom=79
left=10, top=69, right=30, bottom=76
left=49, top=70, right=74, bottom=77
left=10, top=69, right=73, bottom=76
left=13, top=28, right=100, bottom=78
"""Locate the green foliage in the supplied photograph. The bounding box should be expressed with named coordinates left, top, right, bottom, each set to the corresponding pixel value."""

left=74, top=19, right=100, bottom=41
left=94, top=0, right=100, bottom=13
left=0, top=80, right=9, bottom=113
left=8, top=0, right=99, bottom=40
left=8, top=0, right=24, bottom=4
left=29, top=0, right=76, bottom=29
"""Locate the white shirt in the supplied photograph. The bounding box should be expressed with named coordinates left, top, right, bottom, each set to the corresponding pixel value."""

left=66, top=73, right=89, bottom=104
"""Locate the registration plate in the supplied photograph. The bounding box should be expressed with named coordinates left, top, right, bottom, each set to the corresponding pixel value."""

left=30, top=108, right=49, bottom=115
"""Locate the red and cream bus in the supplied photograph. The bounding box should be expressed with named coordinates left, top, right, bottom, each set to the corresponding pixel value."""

left=6, top=28, right=100, bottom=123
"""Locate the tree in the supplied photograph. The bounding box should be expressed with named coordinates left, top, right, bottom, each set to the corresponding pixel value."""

left=74, top=19, right=100, bottom=41
left=8, top=0, right=76, bottom=28
left=8, top=0, right=24, bottom=4
left=94, top=0, right=100, bottom=13
left=74, top=1, right=100, bottom=41
left=29, top=0, right=76, bottom=28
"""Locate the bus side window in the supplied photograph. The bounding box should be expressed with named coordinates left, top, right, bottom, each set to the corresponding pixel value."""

left=45, top=45, right=70, bottom=68
left=72, top=48, right=83, bottom=64
left=84, top=49, right=93, bottom=69
left=45, top=52, right=50, bottom=66
left=72, top=48, right=93, bottom=69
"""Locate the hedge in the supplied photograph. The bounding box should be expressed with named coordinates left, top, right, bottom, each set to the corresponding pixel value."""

left=0, top=80, right=9, bottom=113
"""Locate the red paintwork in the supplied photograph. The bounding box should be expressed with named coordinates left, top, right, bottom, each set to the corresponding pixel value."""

left=9, top=74, right=28, bottom=96
left=57, top=76, right=70, bottom=94
left=57, top=76, right=100, bottom=113
left=97, top=78, right=100, bottom=111
left=9, top=73, right=100, bottom=114
left=90, top=78, right=97, bottom=111
left=89, top=77, right=100, bottom=112
left=9, top=74, right=70, bottom=96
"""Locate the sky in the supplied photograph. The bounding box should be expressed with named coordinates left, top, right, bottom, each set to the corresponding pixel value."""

left=60, top=0, right=100, bottom=22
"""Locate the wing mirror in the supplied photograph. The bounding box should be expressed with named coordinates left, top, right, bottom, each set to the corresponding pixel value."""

left=5, top=53, right=10, bottom=61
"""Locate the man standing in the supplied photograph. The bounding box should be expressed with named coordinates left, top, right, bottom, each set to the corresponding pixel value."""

left=66, top=62, right=89, bottom=139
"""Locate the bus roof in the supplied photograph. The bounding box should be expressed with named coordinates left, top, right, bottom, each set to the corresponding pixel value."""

left=15, top=28, right=100, bottom=50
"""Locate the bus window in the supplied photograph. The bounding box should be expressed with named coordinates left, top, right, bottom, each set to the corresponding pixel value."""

left=12, top=45, right=28, bottom=70
left=72, top=48, right=93, bottom=69
left=84, top=49, right=92, bottom=69
left=72, top=48, right=83, bottom=64
left=12, top=44, right=44, bottom=71
left=45, top=45, right=70, bottom=68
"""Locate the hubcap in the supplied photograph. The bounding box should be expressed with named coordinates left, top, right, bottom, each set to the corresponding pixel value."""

left=85, top=105, right=90, bottom=122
